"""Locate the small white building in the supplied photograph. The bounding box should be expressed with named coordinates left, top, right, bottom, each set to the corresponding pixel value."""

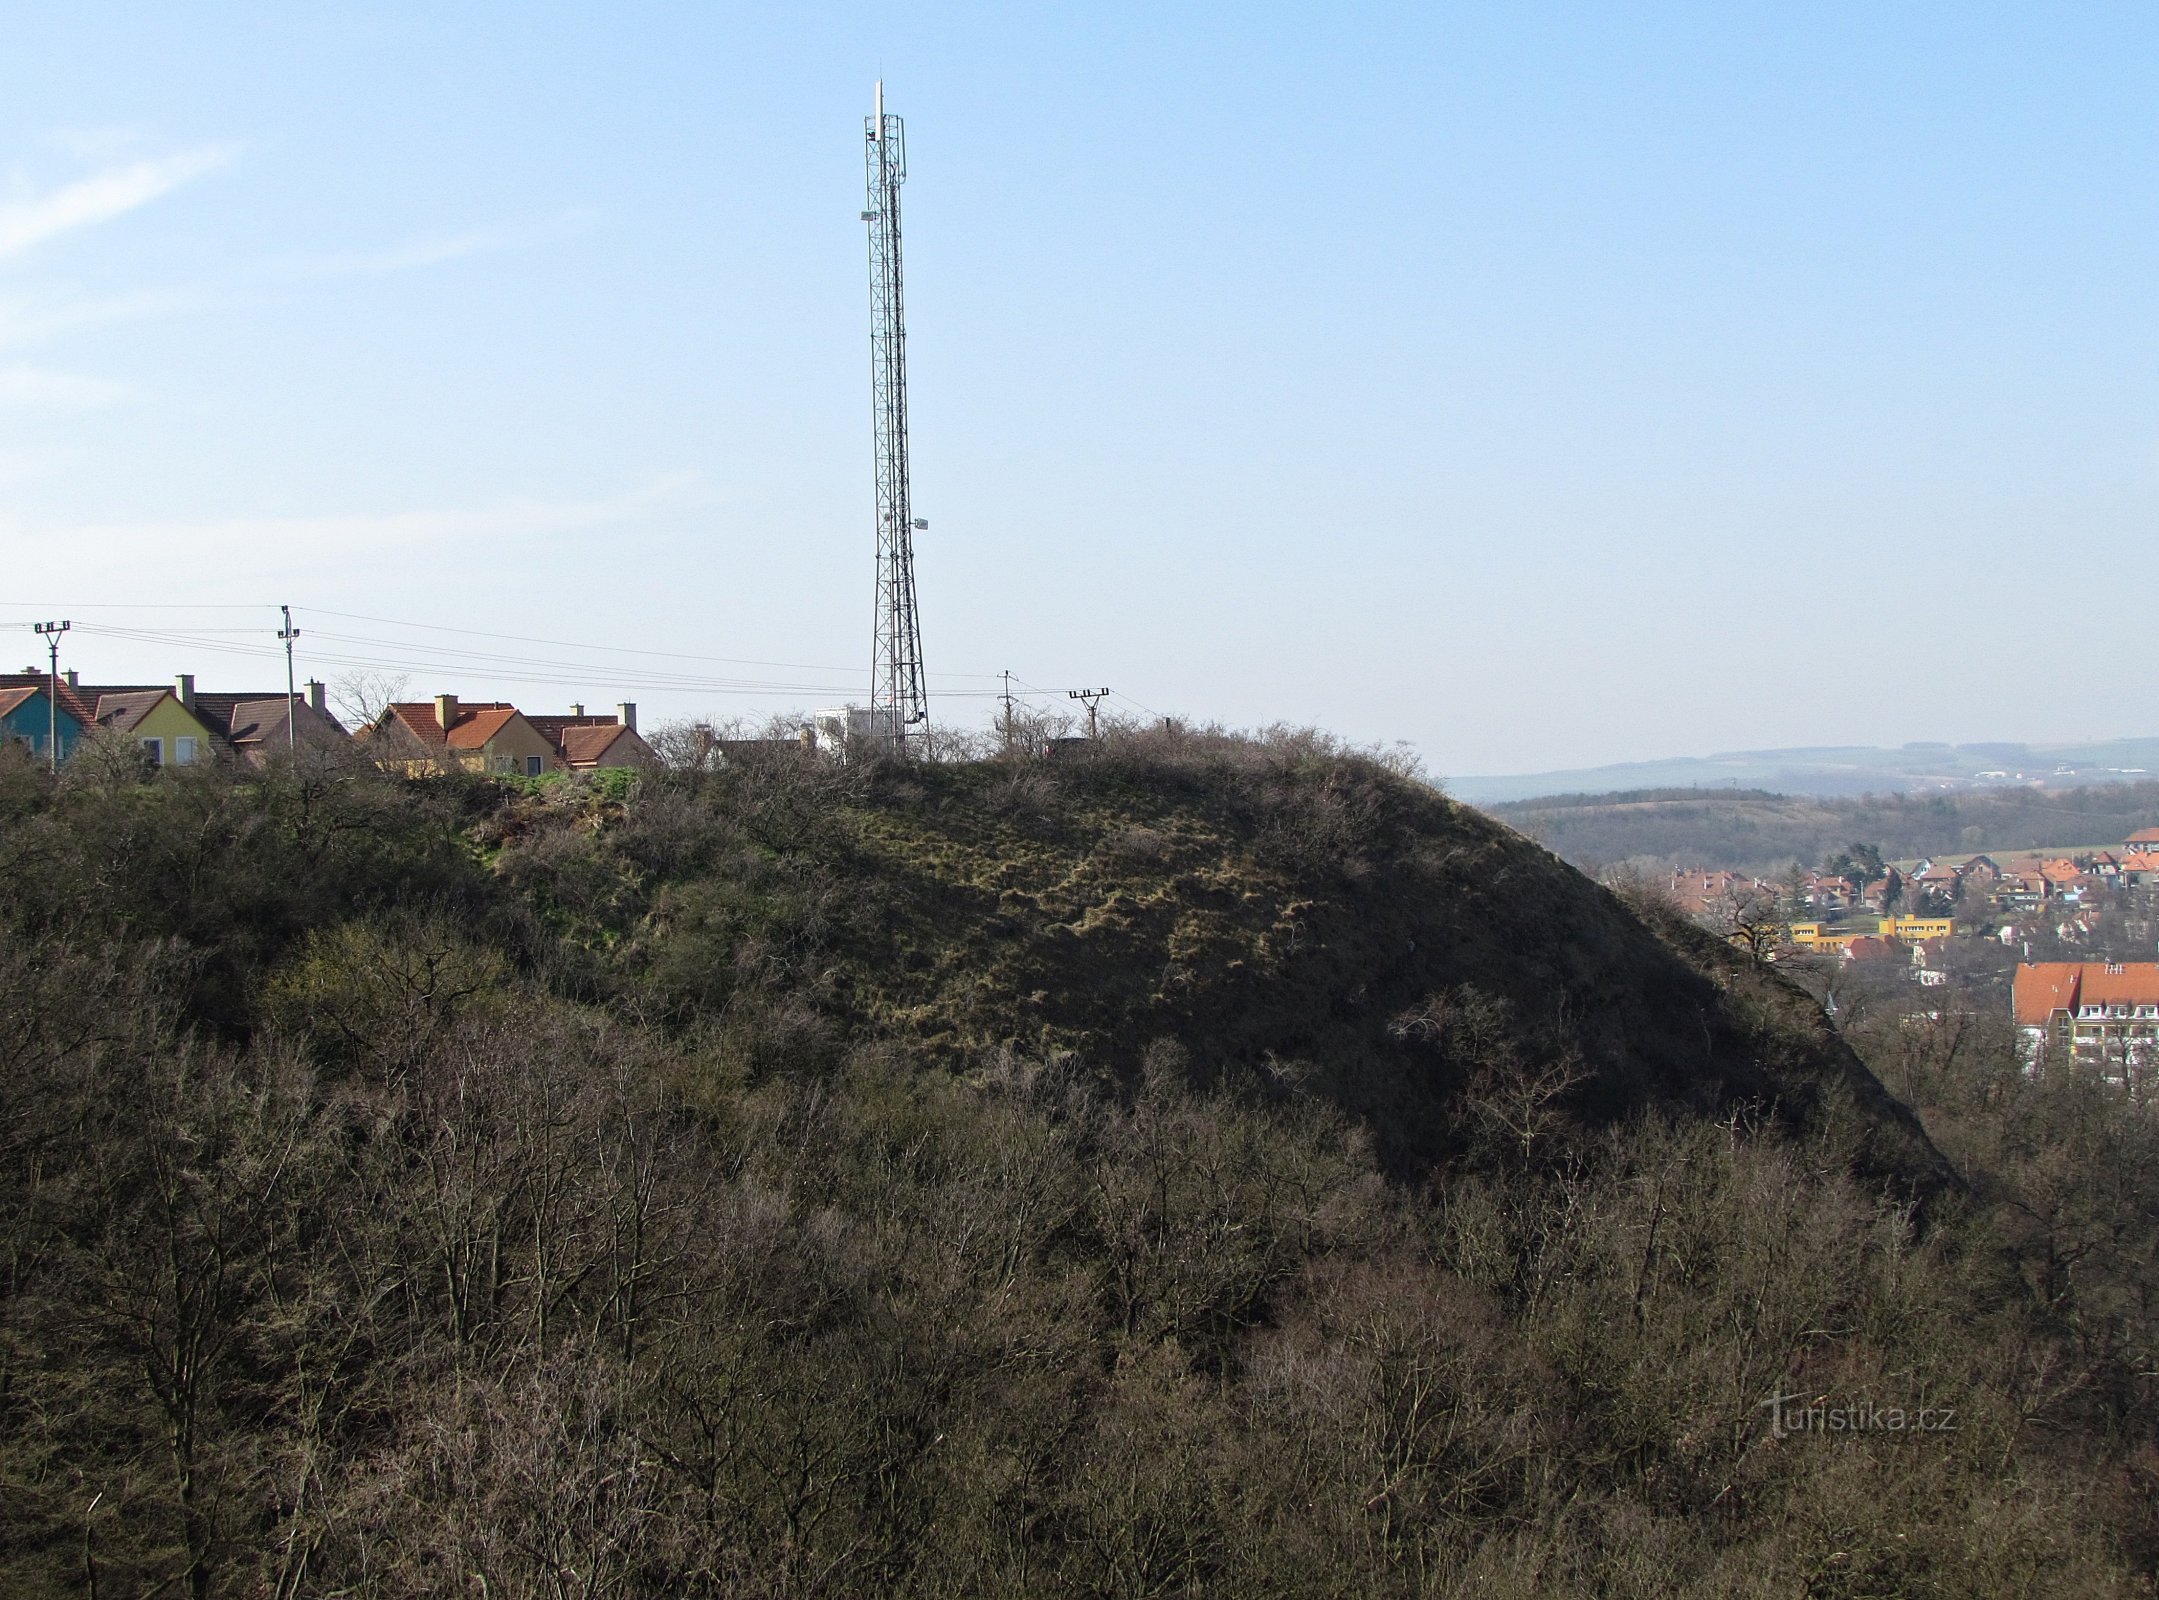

left=810, top=705, right=904, bottom=758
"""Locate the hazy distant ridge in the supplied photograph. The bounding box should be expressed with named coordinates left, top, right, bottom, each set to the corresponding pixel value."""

left=1452, top=736, right=2159, bottom=806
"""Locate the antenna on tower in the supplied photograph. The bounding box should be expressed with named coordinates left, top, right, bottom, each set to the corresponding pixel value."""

left=863, top=80, right=929, bottom=749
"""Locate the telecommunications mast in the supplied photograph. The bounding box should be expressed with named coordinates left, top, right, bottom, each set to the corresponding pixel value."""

left=863, top=80, right=929, bottom=746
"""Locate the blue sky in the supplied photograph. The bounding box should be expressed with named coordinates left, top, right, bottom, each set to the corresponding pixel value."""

left=1, top=3, right=2153, bottom=777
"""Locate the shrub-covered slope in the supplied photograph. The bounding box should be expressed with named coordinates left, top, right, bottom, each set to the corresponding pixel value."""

left=10, top=733, right=2155, bottom=1599
left=496, top=737, right=1944, bottom=1190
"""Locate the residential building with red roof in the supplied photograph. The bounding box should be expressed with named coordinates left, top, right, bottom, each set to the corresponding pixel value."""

left=2014, top=961, right=2159, bottom=1076
left=526, top=703, right=658, bottom=772
left=2121, top=852, right=2159, bottom=889
left=365, top=694, right=659, bottom=776
left=1840, top=935, right=1906, bottom=965
left=366, top=695, right=561, bottom=776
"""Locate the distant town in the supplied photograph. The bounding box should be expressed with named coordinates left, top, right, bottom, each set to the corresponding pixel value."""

left=1656, top=837, right=2159, bottom=1078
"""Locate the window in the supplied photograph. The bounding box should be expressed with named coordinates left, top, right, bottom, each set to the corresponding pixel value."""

left=175, top=736, right=198, bottom=766
left=141, top=737, right=163, bottom=767
left=525, top=756, right=544, bottom=776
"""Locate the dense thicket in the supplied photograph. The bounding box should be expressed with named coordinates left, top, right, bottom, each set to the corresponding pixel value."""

left=1, top=735, right=2154, bottom=1595
left=1495, top=781, right=2159, bottom=872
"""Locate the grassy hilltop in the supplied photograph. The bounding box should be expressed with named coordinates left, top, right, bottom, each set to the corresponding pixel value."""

left=1, top=730, right=2154, bottom=1595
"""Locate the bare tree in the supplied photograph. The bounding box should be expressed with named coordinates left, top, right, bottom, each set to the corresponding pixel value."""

left=1706, top=884, right=1787, bottom=967
left=328, top=670, right=408, bottom=734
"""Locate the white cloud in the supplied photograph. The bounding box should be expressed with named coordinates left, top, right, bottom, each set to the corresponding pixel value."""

left=0, top=143, right=238, bottom=260
left=0, top=364, right=133, bottom=410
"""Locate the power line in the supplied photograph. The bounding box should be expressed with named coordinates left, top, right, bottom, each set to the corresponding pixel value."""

left=305, top=608, right=1001, bottom=681
left=24, top=611, right=1095, bottom=714
left=7, top=604, right=1002, bottom=684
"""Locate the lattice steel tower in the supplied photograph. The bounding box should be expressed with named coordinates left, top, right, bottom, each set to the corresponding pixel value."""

left=863, top=81, right=928, bottom=744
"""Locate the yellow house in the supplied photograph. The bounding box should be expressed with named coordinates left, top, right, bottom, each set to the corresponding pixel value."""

left=368, top=695, right=562, bottom=776
left=87, top=688, right=218, bottom=768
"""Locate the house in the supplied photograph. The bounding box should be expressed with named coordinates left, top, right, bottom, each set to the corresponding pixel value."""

left=367, top=695, right=562, bottom=776
left=188, top=682, right=348, bottom=765
left=0, top=684, right=85, bottom=763
left=2126, top=828, right=2159, bottom=852
left=1860, top=869, right=1904, bottom=912
left=1799, top=873, right=1857, bottom=912
left=1, top=669, right=355, bottom=769
left=2122, top=851, right=2159, bottom=890
left=85, top=685, right=219, bottom=768
left=1909, top=860, right=1961, bottom=906
left=2013, top=961, right=2159, bottom=1076
left=1911, top=938, right=1955, bottom=987
left=526, top=703, right=658, bottom=771
left=1995, top=873, right=2049, bottom=912
left=1841, top=935, right=1907, bottom=965
left=1667, top=868, right=1773, bottom=918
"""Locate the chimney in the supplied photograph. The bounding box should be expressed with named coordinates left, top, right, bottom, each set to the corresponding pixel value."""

left=175, top=673, right=195, bottom=709
left=435, top=693, right=459, bottom=731
left=306, top=680, right=326, bottom=716
left=570, top=702, right=584, bottom=717
left=63, top=668, right=77, bottom=689
left=616, top=702, right=637, bottom=734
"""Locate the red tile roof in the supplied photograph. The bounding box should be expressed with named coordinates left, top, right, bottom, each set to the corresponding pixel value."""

left=1843, top=936, right=1903, bottom=962
left=2128, top=828, right=2159, bottom=845
left=0, top=686, right=41, bottom=719
left=2014, top=963, right=2087, bottom=1026
left=447, top=706, right=520, bottom=751
left=2080, top=966, right=2159, bottom=1007
left=378, top=701, right=522, bottom=750
left=559, top=724, right=634, bottom=766
left=2014, top=962, right=2159, bottom=1026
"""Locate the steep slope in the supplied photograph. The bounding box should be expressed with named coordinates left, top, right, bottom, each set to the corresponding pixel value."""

left=504, top=732, right=1949, bottom=1191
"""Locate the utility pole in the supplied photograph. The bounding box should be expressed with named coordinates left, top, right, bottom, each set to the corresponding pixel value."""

left=1000, top=670, right=1015, bottom=750
left=278, top=604, right=301, bottom=751
left=863, top=81, right=930, bottom=750
left=32, top=620, right=69, bottom=773
left=1068, top=687, right=1110, bottom=740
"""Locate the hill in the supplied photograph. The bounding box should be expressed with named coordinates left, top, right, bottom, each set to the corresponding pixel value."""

left=2, top=732, right=2153, bottom=1595
left=1492, top=779, right=2159, bottom=873
left=1452, top=735, right=2159, bottom=805
left=493, top=734, right=1939, bottom=1185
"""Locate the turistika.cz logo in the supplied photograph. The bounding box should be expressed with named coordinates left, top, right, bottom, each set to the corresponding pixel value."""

left=1759, top=1392, right=1958, bottom=1439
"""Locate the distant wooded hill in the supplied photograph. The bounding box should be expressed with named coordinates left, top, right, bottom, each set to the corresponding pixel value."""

left=1489, top=781, right=2159, bottom=873
left=1451, top=735, right=2159, bottom=805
